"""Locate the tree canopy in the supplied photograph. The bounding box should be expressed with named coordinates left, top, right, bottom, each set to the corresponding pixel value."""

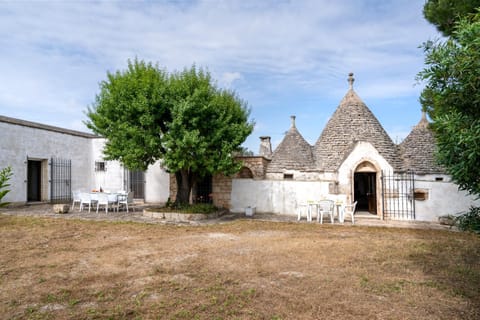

left=87, top=60, right=170, bottom=171
left=86, top=59, right=254, bottom=204
left=423, top=0, right=480, bottom=37
left=418, top=12, right=480, bottom=196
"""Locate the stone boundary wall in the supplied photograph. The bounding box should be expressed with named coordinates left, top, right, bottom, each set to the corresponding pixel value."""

left=168, top=173, right=232, bottom=209
left=212, top=174, right=232, bottom=209
left=168, top=156, right=270, bottom=209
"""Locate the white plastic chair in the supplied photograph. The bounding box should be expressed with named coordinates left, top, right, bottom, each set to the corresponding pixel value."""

left=79, top=193, right=92, bottom=212
left=296, top=202, right=311, bottom=221
left=118, top=191, right=135, bottom=212
left=96, top=193, right=118, bottom=213
left=317, top=200, right=334, bottom=224
left=71, top=190, right=81, bottom=211
left=343, top=201, right=358, bottom=224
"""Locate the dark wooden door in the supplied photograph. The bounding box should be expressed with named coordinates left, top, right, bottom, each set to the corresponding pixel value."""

left=354, top=172, right=377, bottom=214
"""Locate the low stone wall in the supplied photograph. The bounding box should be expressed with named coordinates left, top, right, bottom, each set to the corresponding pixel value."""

left=143, top=208, right=222, bottom=222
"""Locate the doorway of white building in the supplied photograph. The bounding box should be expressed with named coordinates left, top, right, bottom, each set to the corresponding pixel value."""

left=127, top=170, right=145, bottom=200
left=354, top=172, right=377, bottom=214
left=27, top=160, right=42, bottom=202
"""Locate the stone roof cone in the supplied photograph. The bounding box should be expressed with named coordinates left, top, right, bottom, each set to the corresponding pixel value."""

left=314, top=73, right=401, bottom=171
left=399, top=111, right=445, bottom=174
left=267, top=115, right=316, bottom=172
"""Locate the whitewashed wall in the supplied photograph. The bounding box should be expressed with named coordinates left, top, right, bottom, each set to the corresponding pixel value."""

left=231, top=179, right=345, bottom=215
left=414, top=174, right=480, bottom=221
left=90, top=139, right=169, bottom=202
left=145, top=161, right=170, bottom=203
left=0, top=121, right=94, bottom=204
left=90, top=138, right=124, bottom=193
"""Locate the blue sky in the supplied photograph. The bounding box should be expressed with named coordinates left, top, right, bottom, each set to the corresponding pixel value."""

left=0, top=0, right=440, bottom=153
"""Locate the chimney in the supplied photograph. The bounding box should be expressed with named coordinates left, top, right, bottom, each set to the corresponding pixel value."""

left=290, top=115, right=296, bottom=128
left=259, top=136, right=272, bottom=158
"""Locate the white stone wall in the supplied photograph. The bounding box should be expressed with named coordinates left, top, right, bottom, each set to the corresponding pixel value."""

left=0, top=121, right=94, bottom=204
left=414, top=174, right=480, bottom=221
left=145, top=161, right=170, bottom=203
left=90, top=138, right=124, bottom=193
left=231, top=179, right=344, bottom=215
left=90, top=139, right=169, bottom=203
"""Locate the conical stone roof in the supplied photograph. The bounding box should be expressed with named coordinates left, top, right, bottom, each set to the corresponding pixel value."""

left=399, top=112, right=445, bottom=174
left=267, top=116, right=316, bottom=173
left=314, top=74, right=401, bottom=171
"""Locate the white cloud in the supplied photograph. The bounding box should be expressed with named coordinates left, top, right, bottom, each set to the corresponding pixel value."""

left=219, top=72, right=243, bottom=88
left=0, top=0, right=440, bottom=149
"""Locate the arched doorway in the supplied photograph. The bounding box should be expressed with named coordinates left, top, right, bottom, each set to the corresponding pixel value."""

left=354, top=162, right=377, bottom=214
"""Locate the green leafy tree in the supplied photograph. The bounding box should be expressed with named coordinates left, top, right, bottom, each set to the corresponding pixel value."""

left=0, top=166, right=13, bottom=207
left=163, top=67, right=253, bottom=203
left=86, top=60, right=253, bottom=204
left=86, top=59, right=170, bottom=170
left=418, top=12, right=480, bottom=196
left=423, top=0, right=480, bottom=37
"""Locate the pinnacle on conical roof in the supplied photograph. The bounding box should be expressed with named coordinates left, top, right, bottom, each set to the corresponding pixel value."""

left=348, top=72, right=355, bottom=89
left=399, top=111, right=445, bottom=174
left=267, top=116, right=315, bottom=173
left=314, top=73, right=401, bottom=171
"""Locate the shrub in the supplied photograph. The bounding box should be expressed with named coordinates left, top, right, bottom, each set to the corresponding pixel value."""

left=165, top=202, right=218, bottom=214
left=0, top=166, right=13, bottom=207
left=455, top=206, right=480, bottom=234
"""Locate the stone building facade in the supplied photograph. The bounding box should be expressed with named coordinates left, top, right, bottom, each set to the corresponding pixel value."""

left=225, top=74, right=480, bottom=221
left=2, top=73, right=478, bottom=222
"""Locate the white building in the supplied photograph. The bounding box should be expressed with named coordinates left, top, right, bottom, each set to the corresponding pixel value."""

left=0, top=115, right=169, bottom=205
left=2, top=73, right=478, bottom=222
left=227, top=74, right=480, bottom=221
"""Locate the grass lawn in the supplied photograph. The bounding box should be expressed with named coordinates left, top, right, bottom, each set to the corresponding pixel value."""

left=0, top=215, right=479, bottom=319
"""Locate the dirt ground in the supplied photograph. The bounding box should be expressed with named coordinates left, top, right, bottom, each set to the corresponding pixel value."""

left=1, top=213, right=479, bottom=320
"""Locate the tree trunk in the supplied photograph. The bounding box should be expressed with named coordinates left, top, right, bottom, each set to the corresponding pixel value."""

left=175, top=169, right=195, bottom=204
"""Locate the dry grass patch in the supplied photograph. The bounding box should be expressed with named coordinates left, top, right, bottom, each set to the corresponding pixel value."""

left=0, top=215, right=479, bottom=319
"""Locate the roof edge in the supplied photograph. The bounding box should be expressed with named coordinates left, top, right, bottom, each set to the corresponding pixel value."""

left=0, top=115, right=99, bottom=139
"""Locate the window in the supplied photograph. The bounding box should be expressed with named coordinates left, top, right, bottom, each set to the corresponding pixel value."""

left=283, top=173, right=293, bottom=180
left=95, top=161, right=106, bottom=172
left=414, top=189, right=429, bottom=201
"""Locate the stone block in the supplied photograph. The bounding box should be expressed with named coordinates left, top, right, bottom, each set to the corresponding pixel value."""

left=53, top=204, right=70, bottom=214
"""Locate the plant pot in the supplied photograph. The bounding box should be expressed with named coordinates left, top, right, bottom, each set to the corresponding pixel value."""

left=245, top=206, right=256, bottom=217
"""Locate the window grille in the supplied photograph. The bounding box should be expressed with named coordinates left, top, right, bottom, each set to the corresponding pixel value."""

left=95, top=161, right=106, bottom=172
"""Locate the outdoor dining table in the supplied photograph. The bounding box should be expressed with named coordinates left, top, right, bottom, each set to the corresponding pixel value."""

left=89, top=192, right=126, bottom=211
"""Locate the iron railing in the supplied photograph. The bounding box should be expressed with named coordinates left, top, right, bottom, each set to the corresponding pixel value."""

left=50, top=157, right=72, bottom=203
left=381, top=171, right=415, bottom=220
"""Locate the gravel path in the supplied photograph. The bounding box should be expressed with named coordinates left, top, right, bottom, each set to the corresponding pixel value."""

left=1, top=203, right=452, bottom=230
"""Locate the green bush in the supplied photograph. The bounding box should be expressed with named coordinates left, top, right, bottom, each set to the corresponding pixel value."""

left=165, top=202, right=218, bottom=214
left=0, top=166, right=13, bottom=207
left=455, top=206, right=480, bottom=234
